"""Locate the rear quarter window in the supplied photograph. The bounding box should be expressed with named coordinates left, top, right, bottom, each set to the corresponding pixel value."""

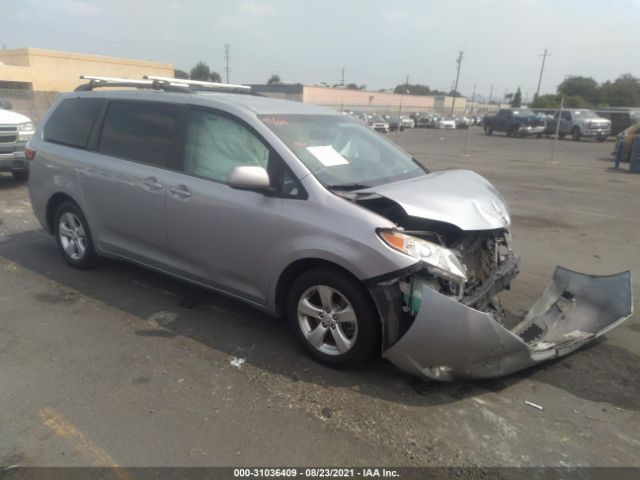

left=43, top=97, right=104, bottom=149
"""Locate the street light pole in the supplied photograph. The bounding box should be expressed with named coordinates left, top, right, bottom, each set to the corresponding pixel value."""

left=450, top=51, right=463, bottom=114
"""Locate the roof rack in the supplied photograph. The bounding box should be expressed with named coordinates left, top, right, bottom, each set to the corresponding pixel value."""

left=75, top=75, right=188, bottom=92
left=75, top=75, right=252, bottom=94
left=144, top=75, right=251, bottom=92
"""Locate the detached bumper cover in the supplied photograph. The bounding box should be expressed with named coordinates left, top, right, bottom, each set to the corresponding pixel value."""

left=382, top=267, right=633, bottom=381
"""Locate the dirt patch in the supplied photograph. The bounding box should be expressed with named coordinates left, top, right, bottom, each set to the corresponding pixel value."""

left=511, top=214, right=574, bottom=230
left=33, top=290, right=77, bottom=305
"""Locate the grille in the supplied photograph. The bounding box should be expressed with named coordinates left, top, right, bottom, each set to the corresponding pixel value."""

left=520, top=322, right=545, bottom=343
left=0, top=134, right=18, bottom=143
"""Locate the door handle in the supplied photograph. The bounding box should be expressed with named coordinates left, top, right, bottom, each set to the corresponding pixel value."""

left=142, top=177, right=163, bottom=191
left=169, top=184, right=192, bottom=199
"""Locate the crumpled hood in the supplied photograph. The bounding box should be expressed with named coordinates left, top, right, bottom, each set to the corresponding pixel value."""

left=357, top=169, right=511, bottom=231
left=0, top=109, right=31, bottom=125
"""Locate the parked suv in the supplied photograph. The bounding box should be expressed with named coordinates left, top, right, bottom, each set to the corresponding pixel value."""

left=0, top=99, right=35, bottom=181
left=26, top=78, right=632, bottom=381
left=546, top=109, right=611, bottom=142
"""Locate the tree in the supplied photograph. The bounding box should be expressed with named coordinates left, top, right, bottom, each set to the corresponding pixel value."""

left=190, top=61, right=211, bottom=81
left=599, top=74, right=640, bottom=107
left=393, top=83, right=429, bottom=95
left=345, top=83, right=360, bottom=90
left=267, top=74, right=281, bottom=85
left=209, top=71, right=222, bottom=83
left=174, top=69, right=189, bottom=79
left=511, top=87, right=522, bottom=107
left=531, top=94, right=560, bottom=109
left=557, top=76, right=599, bottom=104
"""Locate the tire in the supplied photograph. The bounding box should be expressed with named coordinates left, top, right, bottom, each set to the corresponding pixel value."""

left=596, top=136, right=607, bottom=143
left=558, top=133, right=566, bottom=139
left=287, top=267, right=380, bottom=368
left=54, top=201, right=99, bottom=269
left=484, top=125, right=493, bottom=135
left=11, top=170, right=29, bottom=182
left=571, top=127, right=581, bottom=141
left=536, top=133, right=542, bottom=139
left=506, top=126, right=513, bottom=137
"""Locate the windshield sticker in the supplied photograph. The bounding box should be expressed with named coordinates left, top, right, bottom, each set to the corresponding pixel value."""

left=306, top=145, right=349, bottom=167
left=261, top=116, right=289, bottom=125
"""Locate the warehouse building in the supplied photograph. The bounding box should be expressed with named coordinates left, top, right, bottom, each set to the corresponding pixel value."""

left=0, top=47, right=174, bottom=92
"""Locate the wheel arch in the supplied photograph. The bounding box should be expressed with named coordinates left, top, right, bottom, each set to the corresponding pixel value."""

left=274, top=258, right=379, bottom=321
left=45, top=192, right=78, bottom=234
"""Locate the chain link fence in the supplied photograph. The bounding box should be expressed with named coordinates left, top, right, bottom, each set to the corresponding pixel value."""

left=0, top=89, right=58, bottom=125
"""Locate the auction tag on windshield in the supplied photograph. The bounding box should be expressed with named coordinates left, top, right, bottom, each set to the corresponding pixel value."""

left=306, top=145, right=349, bottom=167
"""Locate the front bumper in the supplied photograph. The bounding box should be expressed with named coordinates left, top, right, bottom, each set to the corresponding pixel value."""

left=0, top=150, right=29, bottom=172
left=518, top=125, right=545, bottom=135
left=382, top=267, right=633, bottom=381
left=583, top=128, right=610, bottom=138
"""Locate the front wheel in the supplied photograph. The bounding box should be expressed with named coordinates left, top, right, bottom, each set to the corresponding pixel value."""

left=287, top=268, right=380, bottom=367
left=484, top=125, right=493, bottom=135
left=572, top=127, right=581, bottom=141
left=54, top=201, right=99, bottom=269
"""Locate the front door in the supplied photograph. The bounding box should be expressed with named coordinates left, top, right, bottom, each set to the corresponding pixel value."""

left=164, top=107, right=303, bottom=304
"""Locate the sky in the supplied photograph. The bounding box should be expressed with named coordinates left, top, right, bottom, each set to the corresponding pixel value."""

left=1, top=0, right=639, bottom=101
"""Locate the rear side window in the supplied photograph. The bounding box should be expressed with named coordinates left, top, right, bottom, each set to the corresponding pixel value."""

left=44, top=97, right=103, bottom=149
left=99, top=101, right=180, bottom=168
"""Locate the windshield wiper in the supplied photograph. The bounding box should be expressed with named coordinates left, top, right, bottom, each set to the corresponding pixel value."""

left=327, top=183, right=371, bottom=191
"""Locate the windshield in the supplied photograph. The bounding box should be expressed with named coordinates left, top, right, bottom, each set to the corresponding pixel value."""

left=369, top=115, right=385, bottom=123
left=260, top=114, right=425, bottom=189
left=513, top=109, right=535, bottom=117
left=573, top=110, right=599, bottom=118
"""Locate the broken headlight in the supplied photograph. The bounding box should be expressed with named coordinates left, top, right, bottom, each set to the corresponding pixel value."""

left=378, top=230, right=467, bottom=283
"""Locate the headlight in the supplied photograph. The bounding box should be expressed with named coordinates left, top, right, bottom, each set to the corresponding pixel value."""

left=378, top=230, right=467, bottom=283
left=17, top=122, right=34, bottom=142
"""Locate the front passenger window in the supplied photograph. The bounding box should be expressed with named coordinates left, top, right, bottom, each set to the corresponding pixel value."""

left=183, top=109, right=270, bottom=182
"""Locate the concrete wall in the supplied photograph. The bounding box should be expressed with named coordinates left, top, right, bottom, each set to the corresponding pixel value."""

left=0, top=48, right=174, bottom=92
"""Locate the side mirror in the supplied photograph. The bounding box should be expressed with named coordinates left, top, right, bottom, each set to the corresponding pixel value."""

left=227, top=165, right=271, bottom=191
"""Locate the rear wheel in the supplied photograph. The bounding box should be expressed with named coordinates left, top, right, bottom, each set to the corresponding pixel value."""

left=287, top=267, right=380, bottom=367
left=54, top=201, right=99, bottom=269
left=484, top=125, right=493, bottom=135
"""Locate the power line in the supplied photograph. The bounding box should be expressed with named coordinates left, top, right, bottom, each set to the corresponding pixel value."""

left=535, top=48, right=551, bottom=99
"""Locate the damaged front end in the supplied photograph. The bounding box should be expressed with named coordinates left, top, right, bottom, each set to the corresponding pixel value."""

left=351, top=171, right=633, bottom=381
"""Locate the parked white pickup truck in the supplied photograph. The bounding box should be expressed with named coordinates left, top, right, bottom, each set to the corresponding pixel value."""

left=0, top=100, right=35, bottom=181
left=547, top=109, right=611, bottom=142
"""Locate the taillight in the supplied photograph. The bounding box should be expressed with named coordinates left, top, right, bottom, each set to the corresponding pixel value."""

left=25, top=147, right=36, bottom=161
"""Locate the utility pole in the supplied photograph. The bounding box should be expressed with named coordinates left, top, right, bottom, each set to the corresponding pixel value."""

left=535, top=48, right=550, bottom=100
left=224, top=43, right=230, bottom=83
left=450, top=51, right=463, bottom=114
left=488, top=84, right=493, bottom=104
left=341, top=68, right=345, bottom=86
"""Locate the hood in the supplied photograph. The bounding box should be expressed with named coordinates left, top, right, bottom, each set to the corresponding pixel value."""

left=0, top=109, right=31, bottom=125
left=357, top=170, right=511, bottom=231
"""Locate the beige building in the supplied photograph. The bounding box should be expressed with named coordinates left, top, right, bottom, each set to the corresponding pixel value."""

left=252, top=84, right=436, bottom=113
left=0, top=47, right=174, bottom=92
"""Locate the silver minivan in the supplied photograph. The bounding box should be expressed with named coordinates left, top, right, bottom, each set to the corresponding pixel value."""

left=27, top=77, right=632, bottom=381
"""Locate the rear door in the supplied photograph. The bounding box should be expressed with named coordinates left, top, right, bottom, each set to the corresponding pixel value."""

left=163, top=106, right=304, bottom=304
left=79, top=100, right=182, bottom=268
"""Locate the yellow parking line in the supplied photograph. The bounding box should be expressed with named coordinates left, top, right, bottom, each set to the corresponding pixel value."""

left=37, top=406, right=134, bottom=480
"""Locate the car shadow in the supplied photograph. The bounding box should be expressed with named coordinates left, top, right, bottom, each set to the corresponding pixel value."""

left=1, top=229, right=638, bottom=410
left=0, top=175, right=26, bottom=190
